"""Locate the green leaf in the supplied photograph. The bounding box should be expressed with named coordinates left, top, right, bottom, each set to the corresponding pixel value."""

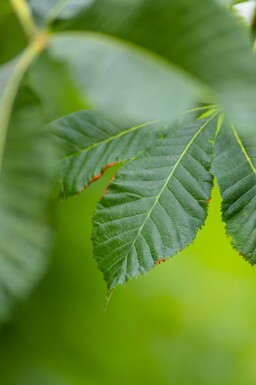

left=0, top=58, right=17, bottom=100
left=71, top=0, right=256, bottom=134
left=92, top=109, right=219, bottom=290
left=49, top=32, right=198, bottom=125
left=0, top=49, right=55, bottom=322
left=28, top=51, right=88, bottom=121
left=0, top=85, right=55, bottom=322
left=28, top=0, right=94, bottom=24
left=212, top=119, right=256, bottom=264
left=0, top=47, right=41, bottom=169
left=49, top=110, right=169, bottom=198
left=0, top=11, right=27, bottom=65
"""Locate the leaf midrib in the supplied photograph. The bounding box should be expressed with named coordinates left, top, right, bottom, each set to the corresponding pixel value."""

left=61, top=120, right=156, bottom=161
left=125, top=112, right=218, bottom=263
left=45, top=0, right=68, bottom=22
left=0, top=45, right=41, bottom=172
left=231, top=123, right=256, bottom=175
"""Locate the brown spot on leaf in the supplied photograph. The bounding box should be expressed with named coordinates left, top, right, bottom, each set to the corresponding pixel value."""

left=100, top=173, right=117, bottom=200
left=155, top=258, right=167, bottom=265
left=78, top=162, right=118, bottom=194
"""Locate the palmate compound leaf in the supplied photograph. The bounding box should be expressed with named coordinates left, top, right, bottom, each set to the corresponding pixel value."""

left=48, top=110, right=170, bottom=198
left=92, top=108, right=220, bottom=290
left=212, top=118, right=256, bottom=264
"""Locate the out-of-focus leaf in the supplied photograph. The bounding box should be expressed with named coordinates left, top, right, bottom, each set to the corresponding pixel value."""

left=212, top=119, right=256, bottom=264
left=215, top=0, right=246, bottom=5
left=49, top=32, right=198, bottom=124
left=70, top=0, right=256, bottom=134
left=0, top=47, right=42, bottom=171
left=0, top=58, right=17, bottom=100
left=92, top=109, right=218, bottom=289
left=0, top=10, right=27, bottom=65
left=0, top=50, right=55, bottom=322
left=49, top=110, right=169, bottom=198
left=27, top=0, right=94, bottom=23
left=233, top=1, right=256, bottom=25
left=0, top=0, right=12, bottom=20
left=0, top=85, right=55, bottom=322
left=28, top=51, right=88, bottom=121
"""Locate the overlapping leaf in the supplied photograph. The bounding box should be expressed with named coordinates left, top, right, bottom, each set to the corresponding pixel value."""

left=4, top=0, right=256, bottom=301
left=28, top=0, right=94, bottom=23
left=212, top=119, right=256, bottom=264
left=28, top=51, right=87, bottom=121
left=0, top=58, right=17, bottom=100
left=49, top=33, right=197, bottom=124
left=0, top=49, right=55, bottom=322
left=63, top=0, right=256, bottom=134
left=92, top=109, right=219, bottom=289
left=49, top=110, right=169, bottom=197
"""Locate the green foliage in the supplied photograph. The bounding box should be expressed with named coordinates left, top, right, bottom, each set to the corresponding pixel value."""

left=65, top=0, right=256, bottom=134
left=28, top=0, right=93, bottom=23
left=49, top=110, right=168, bottom=197
left=0, top=59, right=17, bottom=100
left=0, top=85, right=55, bottom=321
left=28, top=52, right=87, bottom=120
left=212, top=119, right=256, bottom=263
left=0, top=0, right=256, bottom=321
left=48, top=32, right=196, bottom=123
left=93, top=109, right=218, bottom=289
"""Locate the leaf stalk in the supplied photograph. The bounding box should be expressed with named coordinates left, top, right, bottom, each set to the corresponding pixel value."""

left=0, top=34, right=47, bottom=171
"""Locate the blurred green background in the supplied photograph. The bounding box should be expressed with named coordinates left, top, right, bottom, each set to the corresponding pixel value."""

left=1, top=2, right=256, bottom=385
left=1, top=176, right=256, bottom=385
